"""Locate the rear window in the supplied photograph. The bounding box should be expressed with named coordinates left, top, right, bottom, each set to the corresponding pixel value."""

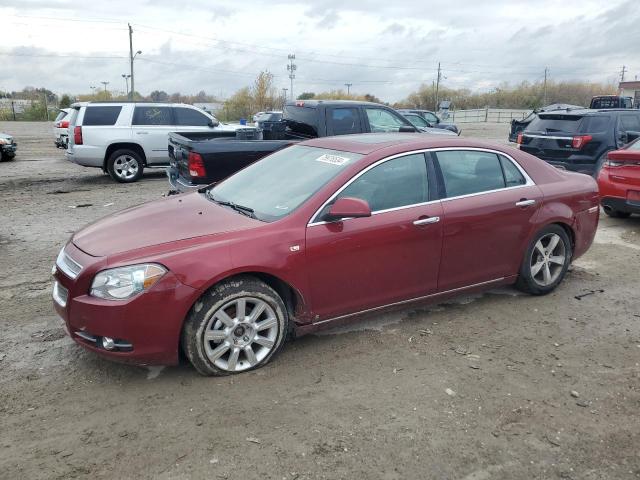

left=580, top=116, right=610, bottom=133
left=82, top=106, right=122, bottom=126
left=526, top=116, right=583, bottom=134
left=54, top=110, right=68, bottom=122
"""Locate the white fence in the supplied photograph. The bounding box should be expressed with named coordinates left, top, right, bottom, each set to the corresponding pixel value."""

left=448, top=108, right=532, bottom=123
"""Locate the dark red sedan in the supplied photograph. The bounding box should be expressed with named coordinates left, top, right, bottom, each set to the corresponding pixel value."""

left=597, top=139, right=640, bottom=218
left=52, top=134, right=599, bottom=375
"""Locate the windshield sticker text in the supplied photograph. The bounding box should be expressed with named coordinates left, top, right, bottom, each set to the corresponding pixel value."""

left=315, top=154, right=350, bottom=166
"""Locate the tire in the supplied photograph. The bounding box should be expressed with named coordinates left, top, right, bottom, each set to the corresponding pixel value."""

left=515, top=225, right=572, bottom=295
left=604, top=208, right=631, bottom=219
left=182, top=276, right=289, bottom=376
left=0, top=153, right=15, bottom=162
left=106, top=149, right=144, bottom=183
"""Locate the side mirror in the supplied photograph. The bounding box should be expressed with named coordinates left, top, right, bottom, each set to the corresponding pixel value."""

left=324, top=197, right=371, bottom=221
left=399, top=125, right=417, bottom=133
left=208, top=120, right=219, bottom=128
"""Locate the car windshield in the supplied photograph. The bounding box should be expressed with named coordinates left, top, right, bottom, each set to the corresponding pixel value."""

left=209, top=145, right=362, bottom=222
left=405, top=115, right=429, bottom=127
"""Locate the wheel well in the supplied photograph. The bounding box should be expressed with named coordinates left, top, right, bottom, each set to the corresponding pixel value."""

left=103, top=143, right=146, bottom=171
left=552, top=222, right=575, bottom=250
left=244, top=272, right=304, bottom=321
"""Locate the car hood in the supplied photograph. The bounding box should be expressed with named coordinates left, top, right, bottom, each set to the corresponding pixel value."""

left=0, top=132, right=13, bottom=141
left=73, top=192, right=260, bottom=257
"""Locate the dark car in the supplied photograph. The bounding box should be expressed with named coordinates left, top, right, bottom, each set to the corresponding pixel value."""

left=168, top=100, right=422, bottom=192
left=397, top=109, right=459, bottom=134
left=54, top=134, right=599, bottom=375
left=589, top=95, right=634, bottom=109
left=508, top=104, right=584, bottom=143
left=517, top=109, right=640, bottom=175
left=0, top=132, right=17, bottom=161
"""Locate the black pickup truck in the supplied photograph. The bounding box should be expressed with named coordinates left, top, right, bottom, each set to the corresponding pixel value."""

left=167, top=100, right=422, bottom=192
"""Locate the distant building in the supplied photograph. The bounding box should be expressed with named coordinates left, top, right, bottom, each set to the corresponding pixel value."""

left=619, top=81, right=640, bottom=107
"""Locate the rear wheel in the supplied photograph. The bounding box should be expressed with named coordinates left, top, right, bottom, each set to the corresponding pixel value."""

left=516, top=225, right=572, bottom=295
left=182, top=276, right=289, bottom=376
left=107, top=149, right=144, bottom=183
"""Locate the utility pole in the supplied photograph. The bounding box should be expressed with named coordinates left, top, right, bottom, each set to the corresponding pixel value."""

left=287, top=54, right=296, bottom=100
left=101, top=81, right=109, bottom=93
left=543, top=67, right=549, bottom=106
left=282, top=88, right=288, bottom=107
left=345, top=83, right=352, bottom=95
left=43, top=91, right=49, bottom=121
left=129, top=24, right=134, bottom=100
left=620, top=65, right=627, bottom=82
left=434, top=62, right=442, bottom=111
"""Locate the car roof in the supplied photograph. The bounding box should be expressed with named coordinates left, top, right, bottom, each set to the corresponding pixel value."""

left=539, top=108, right=635, bottom=117
left=70, top=101, right=201, bottom=108
left=285, top=100, right=382, bottom=108
left=301, top=133, right=512, bottom=155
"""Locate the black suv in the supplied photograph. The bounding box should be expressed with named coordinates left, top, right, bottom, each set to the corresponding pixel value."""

left=517, top=109, right=640, bottom=175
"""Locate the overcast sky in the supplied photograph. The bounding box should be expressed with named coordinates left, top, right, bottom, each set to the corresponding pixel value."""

left=1, top=0, right=638, bottom=102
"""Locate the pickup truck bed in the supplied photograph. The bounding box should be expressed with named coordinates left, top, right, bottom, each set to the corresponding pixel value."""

left=168, top=132, right=296, bottom=191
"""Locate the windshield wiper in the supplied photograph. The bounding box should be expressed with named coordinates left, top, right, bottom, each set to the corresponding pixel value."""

left=206, top=191, right=256, bottom=218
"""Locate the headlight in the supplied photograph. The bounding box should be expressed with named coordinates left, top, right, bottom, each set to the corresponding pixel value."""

left=90, top=264, right=167, bottom=300
left=0, top=138, right=8, bottom=145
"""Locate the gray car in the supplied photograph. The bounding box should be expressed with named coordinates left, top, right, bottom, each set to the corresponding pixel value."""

left=0, top=132, right=17, bottom=161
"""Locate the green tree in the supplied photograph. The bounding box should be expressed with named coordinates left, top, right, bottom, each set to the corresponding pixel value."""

left=59, top=94, right=73, bottom=108
left=297, top=92, right=316, bottom=100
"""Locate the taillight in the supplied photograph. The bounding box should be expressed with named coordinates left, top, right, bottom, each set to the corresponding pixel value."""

left=73, top=126, right=83, bottom=145
left=516, top=132, right=524, bottom=144
left=60, top=120, right=69, bottom=129
left=571, top=135, right=592, bottom=149
left=188, top=152, right=206, bottom=177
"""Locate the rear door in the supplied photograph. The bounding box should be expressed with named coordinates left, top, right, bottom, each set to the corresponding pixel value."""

left=433, top=149, right=543, bottom=290
left=325, top=106, right=364, bottom=136
left=131, top=106, right=174, bottom=164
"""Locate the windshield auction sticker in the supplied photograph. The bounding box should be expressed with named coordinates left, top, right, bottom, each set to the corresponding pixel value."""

left=314, top=154, right=350, bottom=166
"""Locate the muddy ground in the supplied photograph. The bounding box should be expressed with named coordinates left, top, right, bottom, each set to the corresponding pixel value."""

left=0, top=121, right=639, bottom=480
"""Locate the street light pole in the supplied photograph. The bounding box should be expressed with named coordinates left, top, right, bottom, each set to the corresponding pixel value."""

left=101, top=81, right=109, bottom=94
left=345, top=83, right=352, bottom=95
left=122, top=74, right=131, bottom=97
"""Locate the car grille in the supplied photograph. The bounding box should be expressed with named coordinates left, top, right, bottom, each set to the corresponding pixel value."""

left=56, top=248, right=82, bottom=279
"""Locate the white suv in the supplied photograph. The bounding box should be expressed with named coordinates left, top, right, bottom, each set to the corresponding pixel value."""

left=66, top=102, right=241, bottom=182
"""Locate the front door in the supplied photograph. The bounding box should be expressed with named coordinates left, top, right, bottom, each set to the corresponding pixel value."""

left=305, top=153, right=443, bottom=320
left=433, top=149, right=543, bottom=290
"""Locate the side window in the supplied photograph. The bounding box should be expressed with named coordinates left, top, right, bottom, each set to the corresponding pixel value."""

left=499, top=155, right=527, bottom=187
left=335, top=154, right=428, bottom=212
left=174, top=107, right=211, bottom=127
left=620, top=114, right=640, bottom=132
left=436, top=150, right=506, bottom=197
left=365, top=108, right=410, bottom=132
left=132, top=106, right=173, bottom=126
left=82, top=106, right=122, bottom=126
left=329, top=108, right=361, bottom=135
left=424, top=112, right=439, bottom=124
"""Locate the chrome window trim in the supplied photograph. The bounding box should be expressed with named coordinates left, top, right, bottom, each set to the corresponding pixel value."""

left=307, top=147, right=535, bottom=227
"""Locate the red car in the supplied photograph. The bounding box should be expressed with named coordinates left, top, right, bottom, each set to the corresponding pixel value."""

left=597, top=139, right=640, bottom=218
left=52, top=134, right=599, bottom=375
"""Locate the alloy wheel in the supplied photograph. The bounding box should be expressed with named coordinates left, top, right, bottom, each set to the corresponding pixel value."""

left=203, top=297, right=279, bottom=372
left=113, top=155, right=139, bottom=180
left=530, top=233, right=566, bottom=287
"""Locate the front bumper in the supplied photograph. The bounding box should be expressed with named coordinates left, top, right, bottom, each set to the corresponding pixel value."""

left=52, top=246, right=198, bottom=366
left=1, top=143, right=17, bottom=157
left=166, top=165, right=204, bottom=194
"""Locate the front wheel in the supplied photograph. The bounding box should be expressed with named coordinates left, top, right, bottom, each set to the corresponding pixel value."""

left=182, top=276, right=289, bottom=376
left=107, top=149, right=144, bottom=183
left=516, top=225, right=572, bottom=295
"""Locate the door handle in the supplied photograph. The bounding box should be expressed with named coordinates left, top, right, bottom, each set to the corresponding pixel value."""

left=413, top=216, right=440, bottom=226
left=136, top=131, right=149, bottom=135
left=515, top=199, right=536, bottom=207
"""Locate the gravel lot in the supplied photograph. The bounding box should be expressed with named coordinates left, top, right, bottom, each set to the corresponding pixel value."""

left=1, top=121, right=639, bottom=480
